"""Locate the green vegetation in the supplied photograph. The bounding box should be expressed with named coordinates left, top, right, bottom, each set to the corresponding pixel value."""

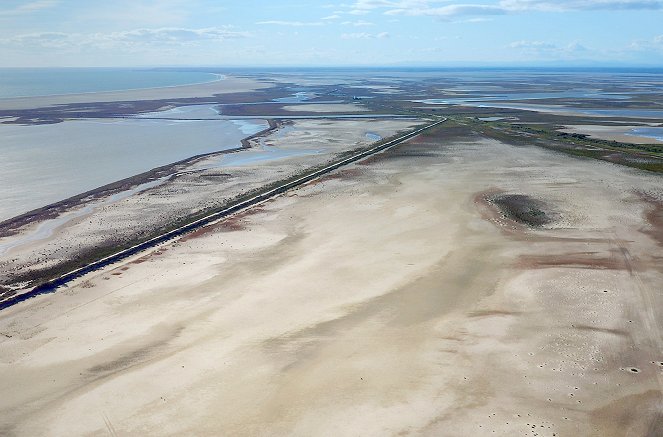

left=466, top=118, right=663, bottom=174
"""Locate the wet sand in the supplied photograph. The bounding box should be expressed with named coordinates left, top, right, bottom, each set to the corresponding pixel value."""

left=0, top=128, right=661, bottom=436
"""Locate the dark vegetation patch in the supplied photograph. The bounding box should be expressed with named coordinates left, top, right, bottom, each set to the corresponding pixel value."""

left=491, top=194, right=556, bottom=227
left=571, top=324, right=628, bottom=337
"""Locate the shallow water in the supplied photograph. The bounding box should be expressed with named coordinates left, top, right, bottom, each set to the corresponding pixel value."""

left=471, top=102, right=663, bottom=119
left=135, top=104, right=222, bottom=119
left=213, top=146, right=321, bottom=167
left=0, top=117, right=268, bottom=221
left=272, top=92, right=316, bottom=103
left=415, top=87, right=663, bottom=119
left=420, top=90, right=630, bottom=105
left=627, top=127, right=663, bottom=142
left=0, top=178, right=165, bottom=255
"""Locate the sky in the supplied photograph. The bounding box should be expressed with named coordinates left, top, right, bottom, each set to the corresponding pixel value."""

left=1, top=0, right=663, bottom=67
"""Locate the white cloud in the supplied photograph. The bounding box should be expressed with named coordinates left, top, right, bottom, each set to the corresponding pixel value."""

left=0, top=0, right=58, bottom=16
left=2, top=27, right=250, bottom=50
left=257, top=20, right=324, bottom=26
left=341, top=31, right=390, bottom=39
left=509, top=40, right=557, bottom=49
left=346, top=0, right=663, bottom=17
left=341, top=20, right=375, bottom=26
left=385, top=4, right=505, bottom=16
left=501, top=0, right=663, bottom=11
left=108, top=27, right=249, bottom=43
left=508, top=39, right=591, bottom=58
left=625, top=34, right=663, bottom=51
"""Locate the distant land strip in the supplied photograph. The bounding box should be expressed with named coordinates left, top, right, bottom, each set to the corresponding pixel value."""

left=0, top=117, right=446, bottom=310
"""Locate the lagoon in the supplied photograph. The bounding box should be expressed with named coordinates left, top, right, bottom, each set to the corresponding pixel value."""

left=0, top=117, right=267, bottom=221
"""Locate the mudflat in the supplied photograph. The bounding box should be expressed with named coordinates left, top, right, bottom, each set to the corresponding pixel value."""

left=0, top=123, right=661, bottom=436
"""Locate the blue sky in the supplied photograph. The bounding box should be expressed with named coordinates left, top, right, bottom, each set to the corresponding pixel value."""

left=1, top=0, right=662, bottom=67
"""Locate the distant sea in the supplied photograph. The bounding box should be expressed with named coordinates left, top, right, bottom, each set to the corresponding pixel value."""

left=0, top=68, right=219, bottom=99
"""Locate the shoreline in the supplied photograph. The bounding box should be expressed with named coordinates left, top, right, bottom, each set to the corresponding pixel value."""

left=559, top=124, right=663, bottom=145
left=0, top=119, right=279, bottom=238
left=0, top=71, right=225, bottom=101
left=0, top=75, right=272, bottom=110
left=0, top=118, right=442, bottom=309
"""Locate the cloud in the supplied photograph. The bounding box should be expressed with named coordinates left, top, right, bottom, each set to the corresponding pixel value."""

left=341, top=20, right=375, bottom=26
left=7, top=32, right=70, bottom=48
left=346, top=0, right=663, bottom=17
left=509, top=40, right=557, bottom=49
left=341, top=31, right=390, bottom=39
left=0, top=0, right=58, bottom=16
left=256, top=20, right=324, bottom=26
left=108, top=27, right=249, bottom=43
left=508, top=39, right=590, bottom=58
left=2, top=27, right=250, bottom=50
left=501, top=0, right=663, bottom=11
left=385, top=4, right=505, bottom=16
left=625, top=34, right=663, bottom=52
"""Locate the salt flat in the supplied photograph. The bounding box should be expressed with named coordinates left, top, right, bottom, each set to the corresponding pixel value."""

left=1, top=122, right=660, bottom=436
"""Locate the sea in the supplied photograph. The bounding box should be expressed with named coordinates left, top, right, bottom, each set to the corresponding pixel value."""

left=0, top=68, right=218, bottom=98
left=0, top=69, right=266, bottom=221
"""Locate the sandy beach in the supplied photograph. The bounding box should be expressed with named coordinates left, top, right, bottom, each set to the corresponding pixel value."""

left=0, top=123, right=661, bottom=436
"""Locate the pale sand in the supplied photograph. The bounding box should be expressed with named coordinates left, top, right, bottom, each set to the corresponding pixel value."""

left=560, top=124, right=663, bottom=144
left=281, top=103, right=369, bottom=113
left=0, top=133, right=662, bottom=436
left=0, top=76, right=271, bottom=110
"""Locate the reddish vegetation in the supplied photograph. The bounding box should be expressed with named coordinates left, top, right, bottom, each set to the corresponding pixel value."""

left=315, top=168, right=365, bottom=183
left=473, top=188, right=529, bottom=237
left=516, top=250, right=634, bottom=271
left=639, top=194, right=663, bottom=247
left=178, top=204, right=269, bottom=243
